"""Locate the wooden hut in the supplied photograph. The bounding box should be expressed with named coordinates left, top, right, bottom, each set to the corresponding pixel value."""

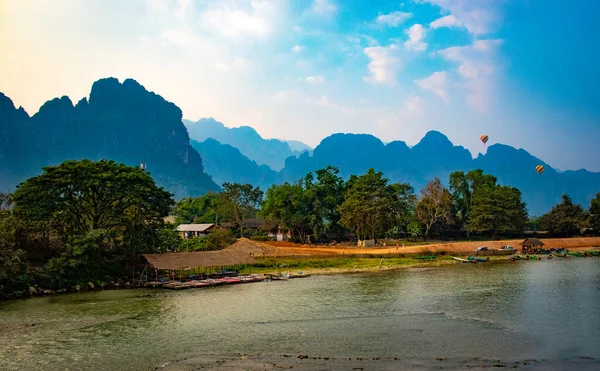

left=141, top=249, right=256, bottom=282
left=520, top=238, right=545, bottom=253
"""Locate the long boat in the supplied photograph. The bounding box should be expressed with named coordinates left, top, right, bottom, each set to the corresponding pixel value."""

left=567, top=252, right=585, bottom=257
left=452, top=257, right=471, bottom=263
left=468, top=256, right=488, bottom=262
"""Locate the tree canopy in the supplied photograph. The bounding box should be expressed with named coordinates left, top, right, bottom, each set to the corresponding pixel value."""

left=590, top=192, right=600, bottom=234
left=217, top=182, right=263, bottom=237
left=7, top=160, right=175, bottom=290
left=468, top=184, right=528, bottom=239
left=415, top=177, right=453, bottom=240
left=539, top=194, right=588, bottom=237
left=339, top=169, right=405, bottom=241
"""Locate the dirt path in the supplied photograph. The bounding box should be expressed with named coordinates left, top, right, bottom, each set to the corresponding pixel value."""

left=253, top=237, right=600, bottom=257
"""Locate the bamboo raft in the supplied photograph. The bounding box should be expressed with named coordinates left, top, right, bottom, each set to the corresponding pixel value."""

left=148, top=274, right=268, bottom=290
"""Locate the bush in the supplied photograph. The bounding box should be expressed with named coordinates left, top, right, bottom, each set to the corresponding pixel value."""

left=204, top=229, right=236, bottom=250
left=419, top=248, right=433, bottom=256
left=180, top=237, right=205, bottom=252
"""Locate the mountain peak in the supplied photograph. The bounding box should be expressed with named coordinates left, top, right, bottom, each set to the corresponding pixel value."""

left=416, top=130, right=451, bottom=146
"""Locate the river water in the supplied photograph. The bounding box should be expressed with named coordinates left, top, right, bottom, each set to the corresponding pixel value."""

left=1, top=259, right=599, bottom=370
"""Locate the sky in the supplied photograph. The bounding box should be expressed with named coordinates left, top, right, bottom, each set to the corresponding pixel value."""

left=1, top=0, right=599, bottom=171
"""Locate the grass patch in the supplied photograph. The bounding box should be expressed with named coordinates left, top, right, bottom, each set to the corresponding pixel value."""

left=237, top=255, right=456, bottom=275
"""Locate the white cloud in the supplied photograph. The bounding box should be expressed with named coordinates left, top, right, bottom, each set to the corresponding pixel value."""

left=414, top=71, right=449, bottom=104
left=438, top=39, right=503, bottom=112
left=376, top=11, right=413, bottom=27
left=292, top=44, right=303, bottom=52
left=306, top=76, right=325, bottom=84
left=201, top=0, right=280, bottom=40
left=403, top=96, right=422, bottom=114
left=404, top=24, right=427, bottom=51
left=363, top=45, right=401, bottom=86
left=429, top=14, right=461, bottom=29
left=311, top=0, right=337, bottom=16
left=419, top=0, right=504, bottom=35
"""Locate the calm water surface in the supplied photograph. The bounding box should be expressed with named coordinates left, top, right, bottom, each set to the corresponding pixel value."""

left=1, top=259, right=599, bottom=370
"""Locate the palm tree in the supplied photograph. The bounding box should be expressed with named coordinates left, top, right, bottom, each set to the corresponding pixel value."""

left=407, top=221, right=422, bottom=242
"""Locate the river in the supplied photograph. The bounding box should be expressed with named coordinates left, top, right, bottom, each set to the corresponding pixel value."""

left=1, top=258, right=599, bottom=370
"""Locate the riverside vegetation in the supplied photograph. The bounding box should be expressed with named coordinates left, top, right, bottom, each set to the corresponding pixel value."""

left=1, top=160, right=599, bottom=299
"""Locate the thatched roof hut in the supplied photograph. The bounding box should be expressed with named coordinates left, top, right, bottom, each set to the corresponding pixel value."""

left=520, top=238, right=545, bottom=248
left=142, top=249, right=255, bottom=270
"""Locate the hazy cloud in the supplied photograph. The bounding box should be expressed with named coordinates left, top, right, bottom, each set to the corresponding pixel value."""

left=363, top=45, right=401, bottom=86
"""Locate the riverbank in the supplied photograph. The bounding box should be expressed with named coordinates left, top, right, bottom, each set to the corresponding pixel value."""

left=159, top=352, right=598, bottom=371
left=254, top=237, right=600, bottom=256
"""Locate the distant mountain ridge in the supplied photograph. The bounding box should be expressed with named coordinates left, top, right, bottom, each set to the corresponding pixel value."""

left=192, top=127, right=598, bottom=216
left=184, top=118, right=311, bottom=171
left=2, top=77, right=598, bottom=216
left=0, top=78, right=219, bottom=197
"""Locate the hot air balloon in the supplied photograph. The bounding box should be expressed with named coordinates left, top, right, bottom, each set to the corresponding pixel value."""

left=480, top=134, right=489, bottom=145
left=535, top=165, right=545, bottom=174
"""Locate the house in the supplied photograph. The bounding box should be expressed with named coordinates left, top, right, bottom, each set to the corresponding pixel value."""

left=177, top=223, right=216, bottom=239
left=268, top=226, right=291, bottom=241
left=520, top=238, right=545, bottom=253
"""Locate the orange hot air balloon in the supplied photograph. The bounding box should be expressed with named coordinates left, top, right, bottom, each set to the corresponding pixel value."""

left=535, top=165, right=545, bottom=174
left=480, top=134, right=489, bottom=145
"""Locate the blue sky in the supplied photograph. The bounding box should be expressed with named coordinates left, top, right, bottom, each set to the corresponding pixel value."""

left=1, top=0, right=599, bottom=171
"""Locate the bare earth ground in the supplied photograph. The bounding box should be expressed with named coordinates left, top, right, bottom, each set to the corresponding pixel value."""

left=238, top=237, right=600, bottom=257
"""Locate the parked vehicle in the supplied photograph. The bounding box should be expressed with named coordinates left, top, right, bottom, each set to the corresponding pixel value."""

left=475, top=246, right=489, bottom=252
left=499, top=246, right=515, bottom=251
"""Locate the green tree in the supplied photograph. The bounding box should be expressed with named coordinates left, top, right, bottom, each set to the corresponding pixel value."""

left=0, top=209, right=28, bottom=294
left=303, top=166, right=346, bottom=240
left=468, top=185, right=528, bottom=239
left=407, top=221, right=422, bottom=242
left=172, top=192, right=219, bottom=224
left=217, top=183, right=263, bottom=237
left=13, top=160, right=173, bottom=238
left=261, top=181, right=310, bottom=242
left=590, top=192, right=600, bottom=234
left=448, top=169, right=498, bottom=237
left=11, top=160, right=175, bottom=287
left=416, top=178, right=453, bottom=240
left=338, top=169, right=400, bottom=242
left=540, top=194, right=588, bottom=237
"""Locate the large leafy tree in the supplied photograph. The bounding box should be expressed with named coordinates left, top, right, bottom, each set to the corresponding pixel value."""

left=539, top=194, right=588, bottom=237
left=416, top=178, right=453, bottom=240
left=448, top=169, right=497, bottom=236
left=0, top=207, right=28, bottom=294
left=303, top=166, right=346, bottom=239
left=217, top=183, right=264, bottom=237
left=338, top=168, right=400, bottom=242
left=261, top=181, right=311, bottom=242
left=590, top=192, right=600, bottom=234
left=468, top=185, right=528, bottom=239
left=12, top=160, right=174, bottom=261
left=173, top=192, right=219, bottom=224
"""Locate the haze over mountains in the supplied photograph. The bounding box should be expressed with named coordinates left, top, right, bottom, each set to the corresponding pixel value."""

left=1, top=77, right=599, bottom=216
left=184, top=118, right=312, bottom=171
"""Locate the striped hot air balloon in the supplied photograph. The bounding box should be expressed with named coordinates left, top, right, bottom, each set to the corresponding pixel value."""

left=480, top=134, right=489, bottom=145
left=535, top=165, right=545, bottom=174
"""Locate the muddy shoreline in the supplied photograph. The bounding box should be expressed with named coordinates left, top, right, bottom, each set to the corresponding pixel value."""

left=154, top=352, right=600, bottom=371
